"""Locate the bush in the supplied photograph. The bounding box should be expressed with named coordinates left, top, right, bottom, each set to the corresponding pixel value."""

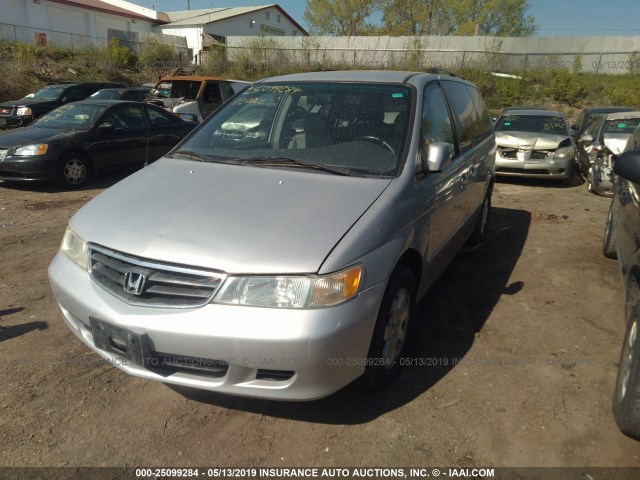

left=546, top=67, right=587, bottom=107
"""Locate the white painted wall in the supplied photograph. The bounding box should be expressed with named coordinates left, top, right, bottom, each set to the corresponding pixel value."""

left=157, top=7, right=303, bottom=56
left=0, top=0, right=157, bottom=48
left=157, top=25, right=203, bottom=54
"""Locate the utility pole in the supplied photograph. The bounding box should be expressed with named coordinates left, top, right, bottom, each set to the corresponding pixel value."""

left=187, top=0, right=190, bottom=10
left=427, top=1, right=434, bottom=36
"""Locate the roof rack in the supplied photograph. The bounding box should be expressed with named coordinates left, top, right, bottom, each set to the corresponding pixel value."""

left=426, top=67, right=466, bottom=80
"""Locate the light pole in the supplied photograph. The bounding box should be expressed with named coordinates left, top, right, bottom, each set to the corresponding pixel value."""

left=427, top=1, right=435, bottom=36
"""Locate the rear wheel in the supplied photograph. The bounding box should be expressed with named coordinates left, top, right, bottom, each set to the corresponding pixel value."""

left=361, top=266, right=415, bottom=389
left=613, top=301, right=640, bottom=440
left=57, top=153, right=90, bottom=189
left=603, top=202, right=618, bottom=259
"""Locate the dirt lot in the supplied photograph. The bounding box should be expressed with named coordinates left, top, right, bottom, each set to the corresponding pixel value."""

left=0, top=173, right=639, bottom=469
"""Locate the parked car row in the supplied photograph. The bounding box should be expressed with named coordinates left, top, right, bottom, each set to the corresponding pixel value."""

left=0, top=76, right=254, bottom=187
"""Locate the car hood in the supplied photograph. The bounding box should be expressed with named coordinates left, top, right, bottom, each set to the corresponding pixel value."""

left=0, top=126, right=80, bottom=148
left=70, top=158, right=392, bottom=274
left=495, top=131, right=570, bottom=150
left=604, top=134, right=632, bottom=155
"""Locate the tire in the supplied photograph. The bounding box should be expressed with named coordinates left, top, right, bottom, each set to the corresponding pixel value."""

left=603, top=201, right=618, bottom=259
left=467, top=189, right=491, bottom=246
left=613, top=301, right=640, bottom=440
left=57, top=153, right=90, bottom=189
left=360, top=265, right=416, bottom=389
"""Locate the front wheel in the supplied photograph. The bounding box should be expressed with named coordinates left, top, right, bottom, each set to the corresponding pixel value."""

left=613, top=301, right=640, bottom=440
left=361, top=266, right=415, bottom=389
left=57, top=153, right=90, bottom=189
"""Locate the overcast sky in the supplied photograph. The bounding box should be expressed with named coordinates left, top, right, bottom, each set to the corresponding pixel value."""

left=135, top=0, right=640, bottom=36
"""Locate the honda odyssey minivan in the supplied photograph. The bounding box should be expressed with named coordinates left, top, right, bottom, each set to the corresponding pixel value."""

left=48, top=70, right=496, bottom=400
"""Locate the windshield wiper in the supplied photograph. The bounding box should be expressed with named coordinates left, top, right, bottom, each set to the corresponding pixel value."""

left=169, top=150, right=213, bottom=162
left=240, top=156, right=352, bottom=176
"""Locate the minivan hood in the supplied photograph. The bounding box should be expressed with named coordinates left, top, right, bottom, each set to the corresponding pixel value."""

left=71, top=158, right=392, bottom=274
left=495, top=131, right=570, bottom=150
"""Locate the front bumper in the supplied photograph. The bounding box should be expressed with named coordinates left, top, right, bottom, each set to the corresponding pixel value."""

left=495, top=152, right=574, bottom=179
left=0, top=115, right=33, bottom=128
left=48, top=252, right=386, bottom=401
left=0, top=153, right=57, bottom=182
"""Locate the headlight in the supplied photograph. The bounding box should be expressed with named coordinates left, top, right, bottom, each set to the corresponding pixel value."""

left=14, top=144, right=48, bottom=156
left=60, top=227, right=88, bottom=270
left=554, top=146, right=574, bottom=159
left=16, top=107, right=32, bottom=116
left=213, top=265, right=362, bottom=308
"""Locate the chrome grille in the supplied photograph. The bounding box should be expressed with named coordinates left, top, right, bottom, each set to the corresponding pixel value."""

left=89, top=245, right=225, bottom=308
left=0, top=108, right=12, bottom=116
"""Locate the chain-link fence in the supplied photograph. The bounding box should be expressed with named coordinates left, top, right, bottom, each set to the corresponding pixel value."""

left=222, top=36, right=640, bottom=75
left=0, top=22, right=190, bottom=59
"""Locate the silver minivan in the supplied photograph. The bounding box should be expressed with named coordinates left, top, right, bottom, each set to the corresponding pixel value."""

left=48, top=71, right=496, bottom=400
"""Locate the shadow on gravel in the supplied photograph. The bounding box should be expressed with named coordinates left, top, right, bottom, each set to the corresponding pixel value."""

left=173, top=206, right=531, bottom=424
left=0, top=321, right=48, bottom=343
left=496, top=174, right=585, bottom=189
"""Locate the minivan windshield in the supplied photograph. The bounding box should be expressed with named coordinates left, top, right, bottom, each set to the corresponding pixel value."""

left=171, top=82, right=413, bottom=177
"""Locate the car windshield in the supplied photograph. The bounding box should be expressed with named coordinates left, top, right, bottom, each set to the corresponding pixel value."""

left=151, top=80, right=201, bottom=100
left=27, top=85, right=66, bottom=101
left=90, top=89, right=125, bottom=100
left=496, top=115, right=568, bottom=135
left=171, top=82, right=413, bottom=178
left=604, top=118, right=640, bottom=135
left=32, top=103, right=109, bottom=130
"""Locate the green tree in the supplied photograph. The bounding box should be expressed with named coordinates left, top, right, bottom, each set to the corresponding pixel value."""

left=381, top=0, right=536, bottom=36
left=304, top=0, right=382, bottom=35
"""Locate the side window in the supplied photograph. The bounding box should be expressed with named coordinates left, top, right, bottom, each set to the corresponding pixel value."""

left=421, top=83, right=456, bottom=159
left=466, top=85, right=492, bottom=140
left=222, top=83, right=236, bottom=100
left=441, top=81, right=480, bottom=153
left=104, top=105, right=146, bottom=129
left=147, top=106, right=177, bottom=126
left=62, top=86, right=87, bottom=102
left=203, top=83, right=222, bottom=104
left=586, top=117, right=602, bottom=138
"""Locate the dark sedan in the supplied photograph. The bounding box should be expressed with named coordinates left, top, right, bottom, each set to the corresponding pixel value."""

left=0, top=100, right=196, bottom=188
left=88, top=87, right=152, bottom=101
left=603, top=128, right=640, bottom=440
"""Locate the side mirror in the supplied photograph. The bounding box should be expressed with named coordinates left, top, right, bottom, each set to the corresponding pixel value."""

left=614, top=150, right=640, bottom=184
left=97, top=121, right=115, bottom=133
left=571, top=124, right=579, bottom=131
left=426, top=142, right=452, bottom=172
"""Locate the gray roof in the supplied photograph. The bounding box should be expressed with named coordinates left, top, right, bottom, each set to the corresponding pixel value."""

left=164, top=5, right=277, bottom=26
left=502, top=109, right=564, bottom=117
left=605, top=111, right=640, bottom=120
left=262, top=70, right=439, bottom=84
